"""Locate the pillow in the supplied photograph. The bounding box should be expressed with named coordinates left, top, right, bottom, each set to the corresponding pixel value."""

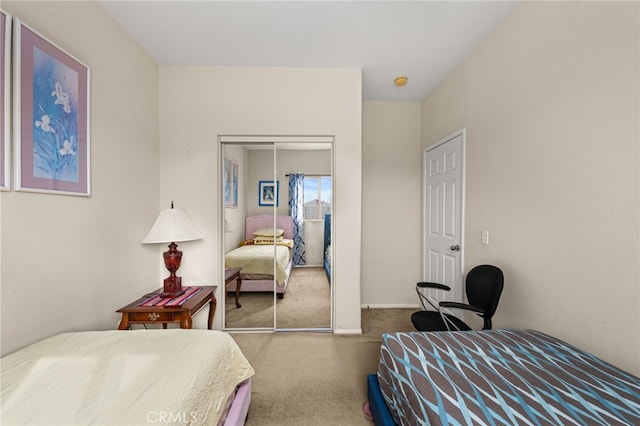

left=253, top=235, right=283, bottom=242
left=253, top=239, right=293, bottom=248
left=254, top=239, right=278, bottom=245
left=253, top=228, right=285, bottom=237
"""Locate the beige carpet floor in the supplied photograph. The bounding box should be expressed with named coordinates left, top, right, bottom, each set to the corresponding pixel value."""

left=225, top=267, right=331, bottom=329
left=231, top=308, right=416, bottom=426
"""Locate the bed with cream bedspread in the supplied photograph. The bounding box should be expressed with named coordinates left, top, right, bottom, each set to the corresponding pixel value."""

left=225, top=243, right=291, bottom=285
left=1, top=329, right=254, bottom=425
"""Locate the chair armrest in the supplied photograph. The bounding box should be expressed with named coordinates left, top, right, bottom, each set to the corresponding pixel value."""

left=439, top=301, right=485, bottom=314
left=415, top=282, right=450, bottom=312
left=417, top=282, right=451, bottom=291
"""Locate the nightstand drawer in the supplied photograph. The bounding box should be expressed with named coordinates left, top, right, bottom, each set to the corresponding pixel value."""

left=127, top=311, right=175, bottom=323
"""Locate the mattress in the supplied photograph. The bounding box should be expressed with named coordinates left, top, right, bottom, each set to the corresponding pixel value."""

left=1, top=329, right=255, bottom=425
left=378, top=329, right=640, bottom=426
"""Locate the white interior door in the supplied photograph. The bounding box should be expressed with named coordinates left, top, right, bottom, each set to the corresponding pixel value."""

left=423, top=130, right=465, bottom=306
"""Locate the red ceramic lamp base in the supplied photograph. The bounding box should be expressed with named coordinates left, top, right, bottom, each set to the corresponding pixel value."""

left=160, top=276, right=186, bottom=298
left=159, top=242, right=186, bottom=298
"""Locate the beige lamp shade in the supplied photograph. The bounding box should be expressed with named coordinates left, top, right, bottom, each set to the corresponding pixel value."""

left=142, top=208, right=203, bottom=244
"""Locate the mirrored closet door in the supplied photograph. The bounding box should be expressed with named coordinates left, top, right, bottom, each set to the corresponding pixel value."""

left=221, top=141, right=275, bottom=330
left=220, top=137, right=333, bottom=332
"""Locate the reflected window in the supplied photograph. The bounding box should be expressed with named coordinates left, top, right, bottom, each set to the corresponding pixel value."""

left=303, top=176, right=332, bottom=220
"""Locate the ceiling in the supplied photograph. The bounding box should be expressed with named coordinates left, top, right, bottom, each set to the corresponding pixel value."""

left=99, top=1, right=519, bottom=102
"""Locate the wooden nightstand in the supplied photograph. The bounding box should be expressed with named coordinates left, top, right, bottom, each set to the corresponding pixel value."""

left=116, top=285, right=216, bottom=330
left=225, top=268, right=242, bottom=308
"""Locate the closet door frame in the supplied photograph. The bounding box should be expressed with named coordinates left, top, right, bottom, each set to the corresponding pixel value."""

left=219, top=135, right=335, bottom=333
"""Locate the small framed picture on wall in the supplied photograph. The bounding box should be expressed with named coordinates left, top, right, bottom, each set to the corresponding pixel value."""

left=258, top=180, right=279, bottom=207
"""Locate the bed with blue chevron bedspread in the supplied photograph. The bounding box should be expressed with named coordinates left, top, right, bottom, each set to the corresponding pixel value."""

left=377, top=329, right=640, bottom=426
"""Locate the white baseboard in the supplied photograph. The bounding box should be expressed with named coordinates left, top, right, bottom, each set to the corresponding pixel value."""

left=333, top=328, right=362, bottom=335
left=361, top=304, right=420, bottom=309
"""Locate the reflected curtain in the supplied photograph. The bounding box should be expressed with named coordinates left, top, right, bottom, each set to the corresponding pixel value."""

left=288, top=174, right=306, bottom=265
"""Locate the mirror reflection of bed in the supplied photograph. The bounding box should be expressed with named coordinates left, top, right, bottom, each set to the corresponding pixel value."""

left=223, top=210, right=331, bottom=332
left=221, top=141, right=332, bottom=331
left=225, top=214, right=328, bottom=329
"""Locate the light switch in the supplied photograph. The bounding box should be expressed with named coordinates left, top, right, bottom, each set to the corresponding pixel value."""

left=481, top=230, right=489, bottom=245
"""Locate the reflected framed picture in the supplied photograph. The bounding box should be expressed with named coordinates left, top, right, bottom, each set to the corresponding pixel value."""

left=13, top=19, right=91, bottom=196
left=258, top=180, right=279, bottom=207
left=223, top=156, right=238, bottom=207
left=0, top=10, right=10, bottom=191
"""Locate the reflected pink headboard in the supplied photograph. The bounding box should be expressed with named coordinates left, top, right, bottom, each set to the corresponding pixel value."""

left=245, top=215, right=293, bottom=240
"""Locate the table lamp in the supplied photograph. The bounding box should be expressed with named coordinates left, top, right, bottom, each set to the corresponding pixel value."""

left=142, top=202, right=203, bottom=298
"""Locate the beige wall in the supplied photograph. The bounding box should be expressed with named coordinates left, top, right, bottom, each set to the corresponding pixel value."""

left=361, top=101, right=422, bottom=307
left=421, top=1, right=640, bottom=374
left=0, top=2, right=160, bottom=355
left=158, top=66, right=362, bottom=332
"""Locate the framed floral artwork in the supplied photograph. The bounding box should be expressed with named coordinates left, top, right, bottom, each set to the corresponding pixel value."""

left=258, top=180, right=279, bottom=207
left=0, top=10, right=10, bottom=191
left=13, top=19, right=90, bottom=196
left=223, top=156, right=238, bottom=208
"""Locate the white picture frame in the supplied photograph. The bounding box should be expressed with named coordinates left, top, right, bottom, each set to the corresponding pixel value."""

left=0, top=10, right=11, bottom=191
left=258, top=180, right=279, bottom=207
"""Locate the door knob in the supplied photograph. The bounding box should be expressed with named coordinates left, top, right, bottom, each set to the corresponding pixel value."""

left=450, top=245, right=460, bottom=251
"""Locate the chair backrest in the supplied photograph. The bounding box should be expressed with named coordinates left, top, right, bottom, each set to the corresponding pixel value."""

left=465, top=265, right=504, bottom=329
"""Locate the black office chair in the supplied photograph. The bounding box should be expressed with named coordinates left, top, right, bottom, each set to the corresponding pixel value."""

left=410, top=265, right=504, bottom=332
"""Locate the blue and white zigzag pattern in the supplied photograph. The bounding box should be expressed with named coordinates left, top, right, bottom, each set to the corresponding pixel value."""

left=378, top=329, right=640, bottom=426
